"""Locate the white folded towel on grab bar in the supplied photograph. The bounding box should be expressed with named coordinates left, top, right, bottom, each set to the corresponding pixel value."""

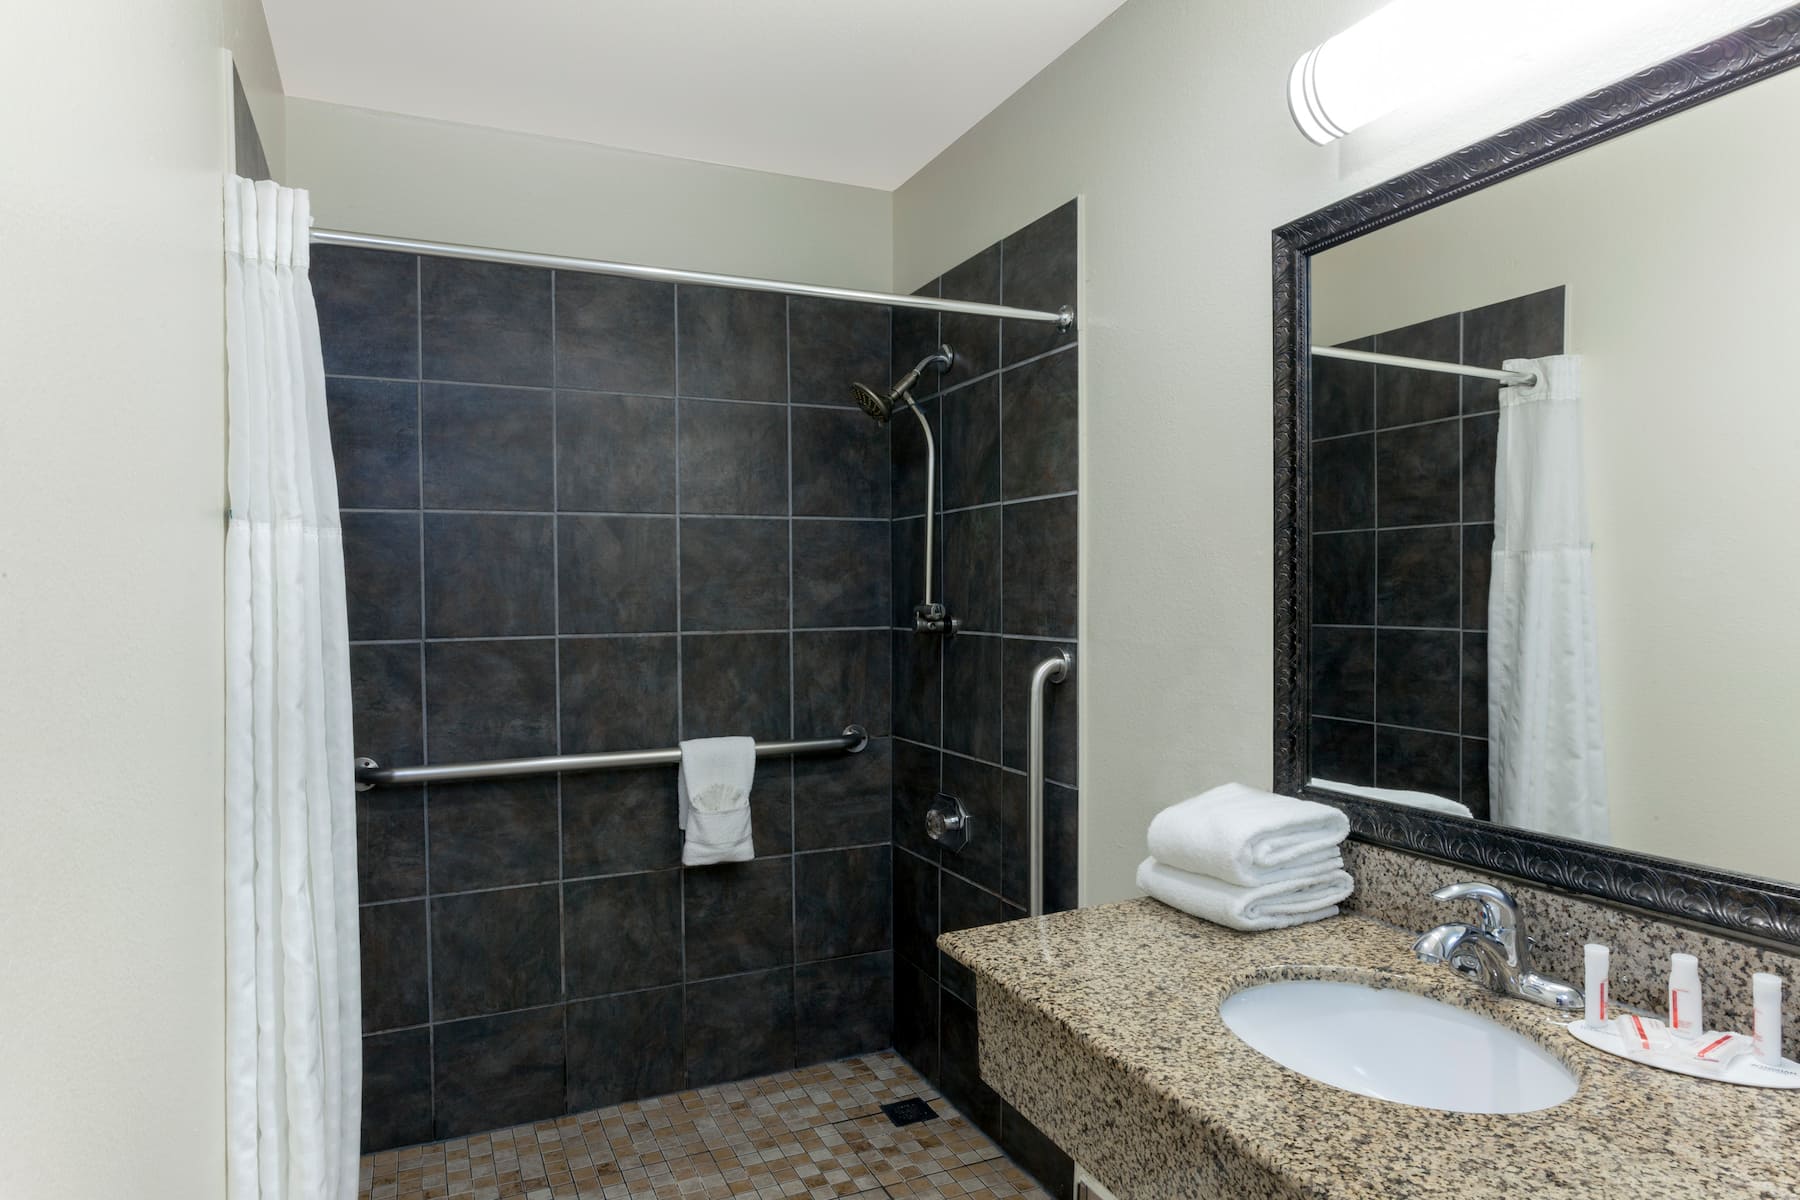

left=1137, top=856, right=1353, bottom=931
left=1146, top=783, right=1349, bottom=887
left=677, top=737, right=756, bottom=866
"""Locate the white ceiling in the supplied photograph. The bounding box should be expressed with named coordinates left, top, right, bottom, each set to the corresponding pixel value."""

left=263, top=0, right=1129, bottom=191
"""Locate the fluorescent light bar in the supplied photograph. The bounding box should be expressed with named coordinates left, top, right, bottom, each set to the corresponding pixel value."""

left=1288, top=0, right=1489, bottom=144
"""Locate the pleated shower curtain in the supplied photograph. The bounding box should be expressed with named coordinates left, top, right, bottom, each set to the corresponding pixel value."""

left=1488, top=355, right=1608, bottom=842
left=224, top=177, right=361, bottom=1200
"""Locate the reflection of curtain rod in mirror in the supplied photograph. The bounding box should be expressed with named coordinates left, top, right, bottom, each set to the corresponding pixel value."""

left=1310, top=344, right=1537, bottom=388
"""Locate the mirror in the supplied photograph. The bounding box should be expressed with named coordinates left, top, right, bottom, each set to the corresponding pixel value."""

left=1297, top=53, right=1800, bottom=889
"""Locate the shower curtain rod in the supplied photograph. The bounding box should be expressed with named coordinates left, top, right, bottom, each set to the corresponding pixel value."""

left=311, top=229, right=1076, bottom=329
left=1311, top=344, right=1538, bottom=387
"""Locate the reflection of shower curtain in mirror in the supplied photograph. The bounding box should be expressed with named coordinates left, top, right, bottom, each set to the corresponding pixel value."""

left=1488, top=355, right=1608, bottom=842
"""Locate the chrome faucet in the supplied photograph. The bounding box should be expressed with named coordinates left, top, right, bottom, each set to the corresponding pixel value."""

left=1413, top=882, right=1584, bottom=1012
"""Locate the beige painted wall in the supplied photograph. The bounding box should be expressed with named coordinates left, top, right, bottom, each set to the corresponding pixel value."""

left=890, top=0, right=1795, bottom=904
left=1311, top=66, right=1800, bottom=884
left=285, top=99, right=895, bottom=290
left=0, top=3, right=228, bottom=1197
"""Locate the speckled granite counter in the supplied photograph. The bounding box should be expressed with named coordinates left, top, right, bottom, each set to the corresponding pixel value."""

left=940, top=899, right=1800, bottom=1200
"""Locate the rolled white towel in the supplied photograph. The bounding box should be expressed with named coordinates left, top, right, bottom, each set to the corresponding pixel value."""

left=1146, top=783, right=1349, bottom=887
left=1309, top=778, right=1473, bottom=818
left=1136, top=857, right=1352, bottom=932
left=678, top=736, right=756, bottom=866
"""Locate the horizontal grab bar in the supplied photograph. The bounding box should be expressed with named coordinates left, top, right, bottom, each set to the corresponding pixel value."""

left=355, top=725, right=868, bottom=789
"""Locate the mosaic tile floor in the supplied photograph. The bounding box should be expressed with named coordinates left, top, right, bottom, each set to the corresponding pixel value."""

left=359, top=1051, right=1052, bottom=1200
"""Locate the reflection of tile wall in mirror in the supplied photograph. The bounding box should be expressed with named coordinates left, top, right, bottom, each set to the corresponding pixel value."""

left=1310, top=288, right=1566, bottom=820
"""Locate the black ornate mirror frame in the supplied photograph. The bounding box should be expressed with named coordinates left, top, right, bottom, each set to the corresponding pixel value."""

left=1273, top=6, right=1800, bottom=949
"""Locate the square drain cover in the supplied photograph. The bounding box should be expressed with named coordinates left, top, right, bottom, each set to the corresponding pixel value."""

left=880, top=1097, right=938, bottom=1126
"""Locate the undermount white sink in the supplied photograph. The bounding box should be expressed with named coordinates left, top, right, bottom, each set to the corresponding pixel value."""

left=1219, top=979, right=1578, bottom=1114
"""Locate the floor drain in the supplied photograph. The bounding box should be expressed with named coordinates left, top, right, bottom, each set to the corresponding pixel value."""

left=880, top=1097, right=938, bottom=1126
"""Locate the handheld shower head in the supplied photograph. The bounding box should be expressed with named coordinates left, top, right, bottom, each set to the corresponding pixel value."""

left=848, top=344, right=955, bottom=425
left=849, top=382, right=894, bottom=424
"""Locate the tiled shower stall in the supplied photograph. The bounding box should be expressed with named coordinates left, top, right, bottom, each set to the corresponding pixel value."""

left=322, top=200, right=1078, bottom=1196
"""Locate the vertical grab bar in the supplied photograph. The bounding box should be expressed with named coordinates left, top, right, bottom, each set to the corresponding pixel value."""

left=1027, top=649, right=1074, bottom=917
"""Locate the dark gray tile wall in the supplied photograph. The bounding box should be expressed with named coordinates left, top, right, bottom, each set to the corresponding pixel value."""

left=1309, top=286, right=1564, bottom=820
left=317, top=248, right=897, bottom=1150
left=888, top=200, right=1080, bottom=1200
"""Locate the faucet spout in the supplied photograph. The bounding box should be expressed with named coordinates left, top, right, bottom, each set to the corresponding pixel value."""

left=1431, top=881, right=1523, bottom=967
left=1412, top=922, right=1471, bottom=963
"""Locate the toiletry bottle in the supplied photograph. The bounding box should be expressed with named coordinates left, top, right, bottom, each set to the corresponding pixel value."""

left=1753, top=972, right=1784, bottom=1066
left=1584, top=943, right=1609, bottom=1029
left=1668, top=953, right=1702, bottom=1039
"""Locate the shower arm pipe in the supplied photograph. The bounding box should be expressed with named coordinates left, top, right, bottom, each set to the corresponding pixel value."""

left=1310, top=344, right=1537, bottom=387
left=310, top=229, right=1076, bottom=329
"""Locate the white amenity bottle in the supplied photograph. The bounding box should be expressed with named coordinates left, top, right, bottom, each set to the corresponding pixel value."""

left=1668, top=953, right=1702, bottom=1039
left=1753, top=972, right=1784, bottom=1067
left=1583, top=943, right=1609, bottom=1030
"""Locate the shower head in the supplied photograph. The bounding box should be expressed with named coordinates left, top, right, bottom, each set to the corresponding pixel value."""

left=850, top=381, right=894, bottom=424
left=849, top=345, right=955, bottom=425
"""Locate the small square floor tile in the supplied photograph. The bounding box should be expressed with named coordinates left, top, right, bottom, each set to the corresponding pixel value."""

left=843, top=1109, right=1005, bottom=1188
left=360, top=1050, right=1021, bottom=1200
left=885, top=1158, right=1053, bottom=1198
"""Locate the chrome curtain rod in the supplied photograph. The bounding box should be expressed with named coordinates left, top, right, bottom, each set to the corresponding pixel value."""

left=1311, top=344, right=1538, bottom=387
left=311, top=229, right=1076, bottom=329
left=355, top=725, right=868, bottom=789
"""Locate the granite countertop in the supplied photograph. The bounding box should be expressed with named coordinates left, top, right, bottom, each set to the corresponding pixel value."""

left=939, top=899, right=1800, bottom=1200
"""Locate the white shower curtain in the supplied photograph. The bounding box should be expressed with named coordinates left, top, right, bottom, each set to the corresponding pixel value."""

left=1488, top=355, right=1608, bottom=842
left=224, top=177, right=361, bottom=1200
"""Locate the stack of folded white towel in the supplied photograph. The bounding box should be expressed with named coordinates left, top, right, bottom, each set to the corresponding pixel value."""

left=1136, top=783, right=1353, bottom=931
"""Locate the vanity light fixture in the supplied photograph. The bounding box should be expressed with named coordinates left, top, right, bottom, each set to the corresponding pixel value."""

left=1289, top=0, right=1668, bottom=144
left=1288, top=0, right=1487, bottom=144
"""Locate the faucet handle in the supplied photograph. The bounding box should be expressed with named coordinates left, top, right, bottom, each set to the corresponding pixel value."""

left=1430, top=882, right=1520, bottom=937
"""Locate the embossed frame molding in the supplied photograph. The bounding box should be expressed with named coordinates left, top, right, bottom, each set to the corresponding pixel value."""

left=1273, top=6, right=1800, bottom=949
